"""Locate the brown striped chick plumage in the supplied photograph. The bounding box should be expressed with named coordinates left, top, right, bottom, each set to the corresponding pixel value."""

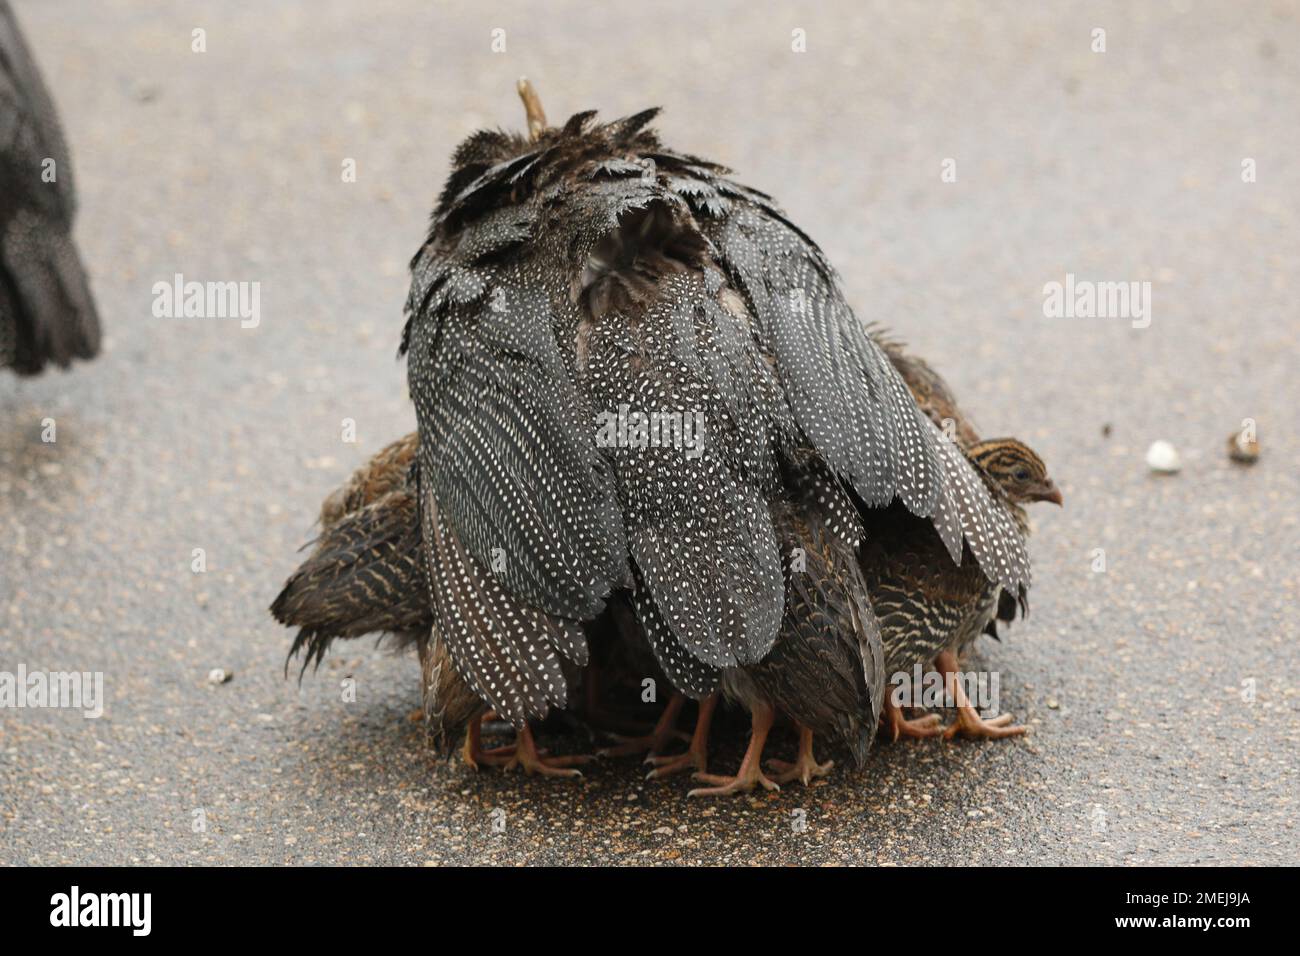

left=864, top=332, right=1061, bottom=739
left=273, top=433, right=428, bottom=672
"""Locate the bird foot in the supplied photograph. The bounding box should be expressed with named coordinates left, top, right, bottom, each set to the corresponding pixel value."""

left=476, top=726, right=592, bottom=778
left=473, top=743, right=522, bottom=765
left=943, top=705, right=1027, bottom=740
left=492, top=748, right=592, bottom=778
left=885, top=709, right=946, bottom=741
left=599, top=694, right=690, bottom=761
left=646, top=693, right=716, bottom=780
left=598, top=727, right=691, bottom=758
left=644, top=741, right=708, bottom=780
left=689, top=766, right=780, bottom=798
left=935, top=650, right=1026, bottom=740
left=766, top=753, right=833, bottom=787
left=688, top=702, right=774, bottom=796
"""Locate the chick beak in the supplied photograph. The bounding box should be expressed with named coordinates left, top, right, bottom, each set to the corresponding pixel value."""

left=1037, top=482, right=1064, bottom=507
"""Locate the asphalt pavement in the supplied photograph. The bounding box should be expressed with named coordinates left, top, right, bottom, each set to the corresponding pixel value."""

left=1, top=0, right=1296, bottom=865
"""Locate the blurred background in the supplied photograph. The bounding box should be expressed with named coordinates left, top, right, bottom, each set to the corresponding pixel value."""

left=1, top=0, right=1296, bottom=864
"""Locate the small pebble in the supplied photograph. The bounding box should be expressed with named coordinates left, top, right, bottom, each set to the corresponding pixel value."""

left=207, top=668, right=232, bottom=685
left=1145, top=440, right=1180, bottom=474
left=1227, top=430, right=1259, bottom=464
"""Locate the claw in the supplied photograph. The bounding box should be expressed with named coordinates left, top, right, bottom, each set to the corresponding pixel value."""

left=689, top=769, right=779, bottom=797
left=936, top=650, right=1027, bottom=740
left=942, top=707, right=1027, bottom=740
left=765, top=725, right=834, bottom=786
left=645, top=693, right=717, bottom=781
left=882, top=700, right=946, bottom=741
left=597, top=694, right=688, bottom=758
left=465, top=721, right=591, bottom=778
left=687, top=702, right=777, bottom=797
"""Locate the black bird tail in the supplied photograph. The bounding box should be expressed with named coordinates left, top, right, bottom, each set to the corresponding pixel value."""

left=1, top=0, right=101, bottom=375
left=1, top=211, right=101, bottom=375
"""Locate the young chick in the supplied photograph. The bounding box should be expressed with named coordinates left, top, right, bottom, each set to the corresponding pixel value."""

left=863, top=439, right=1060, bottom=740
left=689, top=481, right=884, bottom=796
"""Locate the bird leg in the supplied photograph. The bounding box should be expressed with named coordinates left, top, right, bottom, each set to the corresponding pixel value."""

left=936, top=650, right=1027, bottom=740
left=766, top=724, right=834, bottom=786
left=470, top=717, right=592, bottom=780
left=646, top=692, right=717, bottom=780
left=461, top=714, right=516, bottom=769
left=882, top=698, right=945, bottom=741
left=598, top=693, right=689, bottom=757
left=462, top=716, right=487, bottom=769
left=689, top=701, right=779, bottom=797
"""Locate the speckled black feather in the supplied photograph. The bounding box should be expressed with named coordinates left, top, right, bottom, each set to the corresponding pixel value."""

left=401, top=105, right=1031, bottom=726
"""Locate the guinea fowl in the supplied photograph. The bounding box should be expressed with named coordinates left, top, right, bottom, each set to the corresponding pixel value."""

left=398, top=81, right=1031, bottom=765
left=272, top=84, right=1034, bottom=790
left=275, top=430, right=887, bottom=794
left=864, top=333, right=1062, bottom=739
left=0, top=1, right=100, bottom=375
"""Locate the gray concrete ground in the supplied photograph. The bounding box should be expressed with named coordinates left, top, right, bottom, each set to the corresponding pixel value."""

left=1, top=0, right=1296, bottom=865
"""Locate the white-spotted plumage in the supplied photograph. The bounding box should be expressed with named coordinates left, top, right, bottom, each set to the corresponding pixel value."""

left=401, top=104, right=1031, bottom=727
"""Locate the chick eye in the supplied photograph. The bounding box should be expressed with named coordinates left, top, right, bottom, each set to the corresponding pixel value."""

left=1014, top=468, right=1030, bottom=481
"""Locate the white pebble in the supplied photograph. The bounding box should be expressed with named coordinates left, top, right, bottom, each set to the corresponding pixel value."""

left=207, top=668, right=232, bottom=685
left=1145, top=440, right=1180, bottom=474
